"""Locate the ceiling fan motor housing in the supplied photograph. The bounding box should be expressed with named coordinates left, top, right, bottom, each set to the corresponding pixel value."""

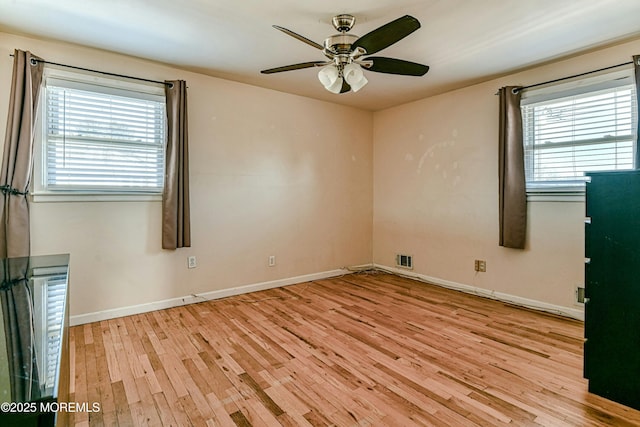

left=324, top=33, right=359, bottom=56
left=332, top=14, right=356, bottom=32
left=326, top=14, right=359, bottom=58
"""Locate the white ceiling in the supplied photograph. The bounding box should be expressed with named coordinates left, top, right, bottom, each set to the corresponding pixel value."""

left=1, top=0, right=640, bottom=111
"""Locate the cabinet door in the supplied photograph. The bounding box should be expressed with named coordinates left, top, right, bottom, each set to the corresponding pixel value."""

left=585, top=171, right=640, bottom=410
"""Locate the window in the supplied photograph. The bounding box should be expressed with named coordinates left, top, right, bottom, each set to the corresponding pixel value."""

left=521, top=70, right=637, bottom=194
left=37, top=69, right=166, bottom=199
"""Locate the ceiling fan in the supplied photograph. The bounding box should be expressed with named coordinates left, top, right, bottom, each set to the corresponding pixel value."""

left=261, top=14, right=429, bottom=94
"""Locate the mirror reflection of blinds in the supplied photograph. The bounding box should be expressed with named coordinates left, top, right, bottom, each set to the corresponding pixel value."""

left=522, top=82, right=637, bottom=190
left=44, top=276, right=66, bottom=392
left=45, top=83, right=165, bottom=192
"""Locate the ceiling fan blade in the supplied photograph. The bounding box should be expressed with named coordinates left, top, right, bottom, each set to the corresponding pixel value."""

left=273, top=25, right=324, bottom=50
left=365, top=57, right=429, bottom=76
left=352, top=15, right=420, bottom=55
left=261, top=61, right=328, bottom=74
left=340, top=80, right=351, bottom=94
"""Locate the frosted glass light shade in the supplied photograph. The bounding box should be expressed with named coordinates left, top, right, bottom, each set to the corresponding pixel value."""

left=343, top=63, right=368, bottom=92
left=318, top=65, right=343, bottom=93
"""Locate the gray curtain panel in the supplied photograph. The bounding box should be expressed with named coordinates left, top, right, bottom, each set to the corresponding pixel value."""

left=163, top=80, right=191, bottom=249
left=634, top=55, right=640, bottom=168
left=498, top=86, right=526, bottom=249
left=0, top=50, right=44, bottom=258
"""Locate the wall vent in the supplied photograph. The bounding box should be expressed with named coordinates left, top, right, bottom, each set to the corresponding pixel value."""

left=396, top=254, right=413, bottom=269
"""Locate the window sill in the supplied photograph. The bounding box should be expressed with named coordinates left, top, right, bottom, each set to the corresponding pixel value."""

left=31, top=192, right=162, bottom=203
left=526, top=192, right=585, bottom=203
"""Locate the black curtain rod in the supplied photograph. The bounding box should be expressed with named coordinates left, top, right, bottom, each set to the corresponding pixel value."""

left=9, top=53, right=173, bottom=88
left=498, top=60, right=634, bottom=95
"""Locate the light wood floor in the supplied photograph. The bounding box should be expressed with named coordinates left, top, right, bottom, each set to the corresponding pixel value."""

left=68, top=272, right=640, bottom=426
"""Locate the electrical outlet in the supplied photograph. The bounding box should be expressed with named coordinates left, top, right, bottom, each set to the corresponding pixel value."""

left=474, top=260, right=486, bottom=272
left=268, top=255, right=276, bottom=267
left=188, top=256, right=197, bottom=269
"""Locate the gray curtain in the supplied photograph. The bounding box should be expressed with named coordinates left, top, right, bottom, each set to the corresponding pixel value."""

left=163, top=80, right=191, bottom=249
left=498, top=86, right=526, bottom=249
left=0, top=50, right=44, bottom=258
left=634, top=55, right=640, bottom=168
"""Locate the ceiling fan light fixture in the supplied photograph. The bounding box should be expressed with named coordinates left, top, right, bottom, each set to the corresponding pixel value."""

left=263, top=14, right=428, bottom=95
left=343, top=63, right=368, bottom=92
left=318, top=65, right=343, bottom=93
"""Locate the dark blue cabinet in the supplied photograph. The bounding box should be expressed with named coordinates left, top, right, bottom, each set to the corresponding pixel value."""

left=584, top=171, right=640, bottom=410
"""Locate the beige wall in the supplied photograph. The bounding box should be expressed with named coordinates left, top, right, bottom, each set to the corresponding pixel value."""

left=2, top=30, right=639, bottom=321
left=0, top=33, right=373, bottom=318
left=373, top=38, right=640, bottom=312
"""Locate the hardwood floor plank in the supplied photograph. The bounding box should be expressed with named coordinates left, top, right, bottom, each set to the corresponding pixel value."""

left=151, top=392, right=179, bottom=427
left=281, top=362, right=363, bottom=426
left=158, top=352, right=189, bottom=398
left=183, top=373, right=217, bottom=423
left=261, top=379, right=310, bottom=421
left=69, top=272, right=640, bottom=426
left=91, top=323, right=116, bottom=415
left=178, top=393, right=208, bottom=426
left=101, top=321, right=122, bottom=384
left=353, top=383, right=431, bottom=426
left=229, top=410, right=252, bottom=427
left=111, top=380, right=135, bottom=426
left=73, top=327, right=89, bottom=425
left=154, top=369, right=193, bottom=426
left=84, top=342, right=105, bottom=426
left=99, top=410, right=119, bottom=427
left=238, top=372, right=285, bottom=417
left=133, top=374, right=163, bottom=425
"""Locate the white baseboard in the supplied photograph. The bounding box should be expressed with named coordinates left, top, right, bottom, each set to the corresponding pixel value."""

left=70, top=267, right=363, bottom=326
left=70, top=262, right=583, bottom=325
left=374, top=264, right=585, bottom=321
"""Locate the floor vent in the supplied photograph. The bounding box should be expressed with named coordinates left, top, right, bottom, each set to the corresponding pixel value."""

left=396, top=254, right=413, bottom=269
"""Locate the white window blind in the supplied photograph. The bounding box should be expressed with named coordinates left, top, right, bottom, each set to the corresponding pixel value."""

left=33, top=272, right=67, bottom=393
left=44, top=276, right=66, bottom=392
left=44, top=77, right=166, bottom=193
left=521, top=77, right=637, bottom=192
